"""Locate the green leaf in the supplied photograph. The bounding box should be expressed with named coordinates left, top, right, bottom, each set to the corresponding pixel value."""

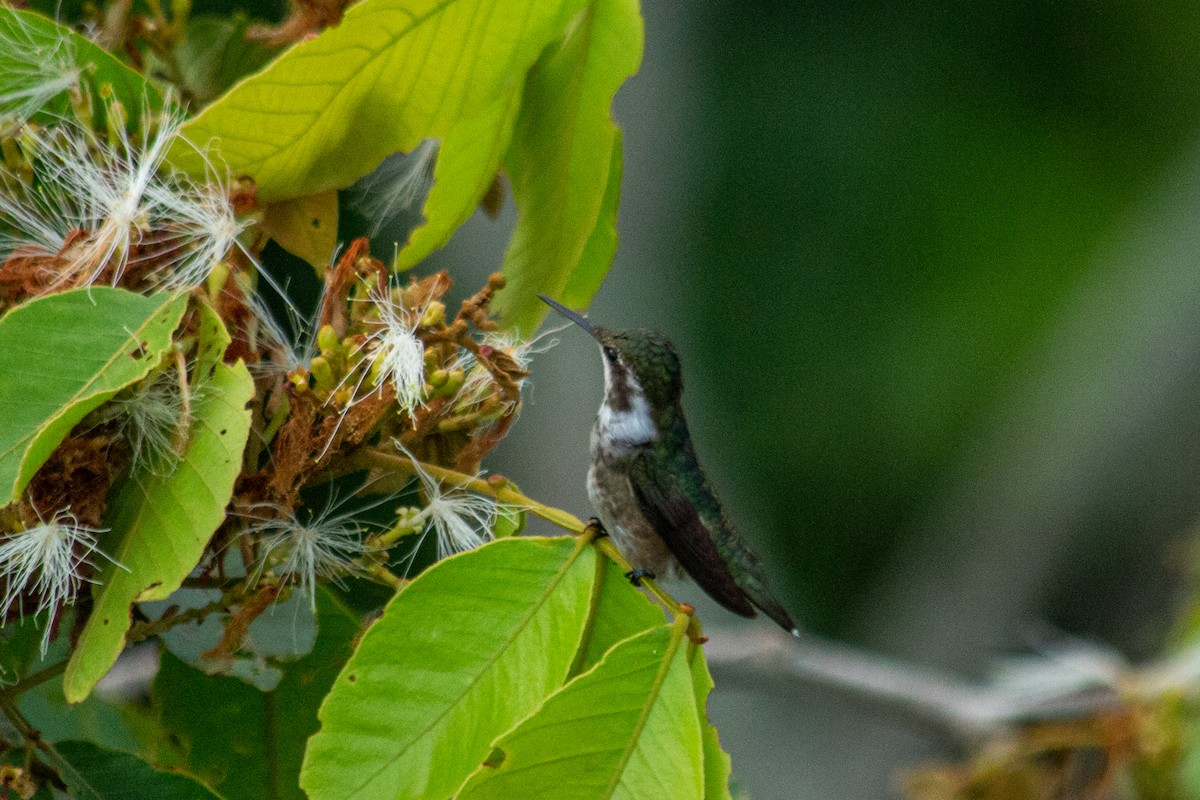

left=54, top=741, right=221, bottom=800
left=168, top=0, right=589, bottom=203
left=560, top=127, right=623, bottom=308
left=0, top=612, right=45, bottom=684
left=20, top=674, right=160, bottom=757
left=155, top=589, right=361, bottom=800
left=495, top=0, right=643, bottom=333
left=456, top=623, right=704, bottom=799
left=0, top=8, right=161, bottom=120
left=167, top=14, right=279, bottom=106
left=492, top=501, right=527, bottom=538
left=0, top=289, right=188, bottom=507
left=64, top=304, right=253, bottom=703
left=570, top=556, right=665, bottom=677
left=301, top=536, right=596, bottom=800
left=691, top=648, right=734, bottom=800
left=261, top=190, right=339, bottom=271
left=393, top=86, right=522, bottom=271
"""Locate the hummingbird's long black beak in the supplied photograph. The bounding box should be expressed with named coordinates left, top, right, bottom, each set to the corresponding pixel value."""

left=538, top=294, right=597, bottom=338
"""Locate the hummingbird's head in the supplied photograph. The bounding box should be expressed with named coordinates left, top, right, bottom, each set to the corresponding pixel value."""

left=539, top=296, right=683, bottom=447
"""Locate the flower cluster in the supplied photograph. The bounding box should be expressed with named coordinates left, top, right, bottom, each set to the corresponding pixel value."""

left=0, top=57, right=549, bottom=657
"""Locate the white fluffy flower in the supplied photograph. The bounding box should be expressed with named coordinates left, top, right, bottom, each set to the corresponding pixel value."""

left=0, top=509, right=119, bottom=654
left=244, top=499, right=376, bottom=611
left=401, top=452, right=498, bottom=560
left=92, top=366, right=189, bottom=473
left=451, top=326, right=562, bottom=413
left=0, top=109, right=246, bottom=290
left=353, top=139, right=439, bottom=235
left=366, top=290, right=427, bottom=415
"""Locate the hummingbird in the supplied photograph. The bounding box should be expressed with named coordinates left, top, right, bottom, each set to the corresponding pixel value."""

left=539, top=295, right=798, bottom=635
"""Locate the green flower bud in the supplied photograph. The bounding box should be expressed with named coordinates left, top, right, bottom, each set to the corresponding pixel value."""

left=442, top=368, right=465, bottom=397
left=317, top=324, right=340, bottom=355
left=310, top=356, right=334, bottom=390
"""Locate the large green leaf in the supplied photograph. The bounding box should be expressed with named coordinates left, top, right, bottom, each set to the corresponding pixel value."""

left=456, top=623, right=704, bottom=799
left=0, top=8, right=160, bottom=120
left=560, top=127, right=623, bottom=308
left=0, top=289, right=187, bottom=507
left=690, top=647, right=734, bottom=800
left=155, top=590, right=361, bottom=800
left=495, top=0, right=643, bottom=333
left=167, top=0, right=589, bottom=203
left=393, top=86, right=522, bottom=271
left=300, top=536, right=596, bottom=800
left=55, top=741, right=220, bottom=800
left=570, top=555, right=665, bottom=677
left=64, top=305, right=253, bottom=703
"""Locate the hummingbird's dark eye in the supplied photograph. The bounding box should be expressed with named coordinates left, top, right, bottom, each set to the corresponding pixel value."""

left=603, top=346, right=618, bottom=361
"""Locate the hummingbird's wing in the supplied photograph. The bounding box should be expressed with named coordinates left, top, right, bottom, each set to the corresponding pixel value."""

left=628, top=452, right=757, bottom=618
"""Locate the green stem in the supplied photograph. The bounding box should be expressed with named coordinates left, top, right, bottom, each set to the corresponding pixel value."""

left=0, top=661, right=66, bottom=702
left=352, top=446, right=693, bottom=627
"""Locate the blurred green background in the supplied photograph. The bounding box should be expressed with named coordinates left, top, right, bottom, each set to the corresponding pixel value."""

left=393, top=1, right=1200, bottom=796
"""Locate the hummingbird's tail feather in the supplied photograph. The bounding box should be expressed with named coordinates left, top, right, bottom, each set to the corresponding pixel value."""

left=742, top=578, right=799, bottom=635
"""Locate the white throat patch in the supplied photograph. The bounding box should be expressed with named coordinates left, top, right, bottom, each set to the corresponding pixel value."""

left=598, top=359, right=658, bottom=448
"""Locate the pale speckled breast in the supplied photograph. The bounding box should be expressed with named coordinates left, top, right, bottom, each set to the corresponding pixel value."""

left=587, top=428, right=680, bottom=578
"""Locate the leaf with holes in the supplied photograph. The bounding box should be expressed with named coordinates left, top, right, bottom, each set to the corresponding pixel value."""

left=691, top=646, right=733, bottom=800
left=0, top=289, right=187, bottom=507
left=63, top=304, right=253, bottom=703
left=167, top=0, right=590, bottom=203
left=495, top=0, right=643, bottom=333
left=300, top=536, right=596, bottom=800
left=456, top=623, right=704, bottom=799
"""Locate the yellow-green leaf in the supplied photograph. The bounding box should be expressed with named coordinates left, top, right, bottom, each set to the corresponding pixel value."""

left=168, top=0, right=589, bottom=203
left=300, top=536, right=596, bottom=800
left=393, top=86, right=522, bottom=271
left=456, top=623, right=704, bottom=799
left=495, top=0, right=643, bottom=333
left=261, top=190, right=339, bottom=271
left=64, top=305, right=253, bottom=703
left=570, top=555, right=665, bottom=677
left=692, top=647, right=734, bottom=800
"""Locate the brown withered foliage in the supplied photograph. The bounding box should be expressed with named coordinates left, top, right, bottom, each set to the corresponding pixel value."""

left=902, top=704, right=1183, bottom=800
left=236, top=239, right=529, bottom=510
left=25, top=432, right=122, bottom=529
left=245, top=0, right=346, bottom=45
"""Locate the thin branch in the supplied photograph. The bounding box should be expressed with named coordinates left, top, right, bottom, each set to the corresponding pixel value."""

left=0, top=661, right=67, bottom=702
left=704, top=628, right=1136, bottom=739
left=351, top=446, right=693, bottom=626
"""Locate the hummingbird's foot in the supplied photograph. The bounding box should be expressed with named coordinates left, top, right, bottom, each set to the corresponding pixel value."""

left=624, top=567, right=656, bottom=587
left=584, top=517, right=608, bottom=540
